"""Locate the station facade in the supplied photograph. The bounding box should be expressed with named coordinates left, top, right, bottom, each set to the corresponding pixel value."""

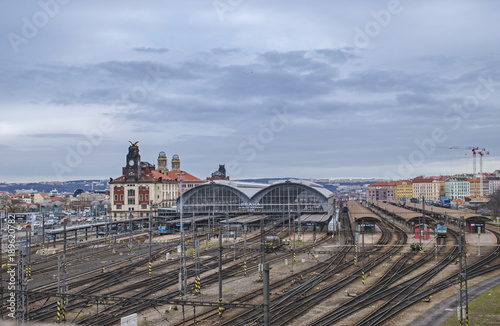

left=110, top=143, right=202, bottom=219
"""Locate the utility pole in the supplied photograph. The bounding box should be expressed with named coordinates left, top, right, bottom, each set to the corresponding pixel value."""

left=233, top=229, right=236, bottom=261
left=260, top=218, right=265, bottom=280
left=27, top=229, right=32, bottom=276
left=477, top=226, right=481, bottom=256
left=458, top=216, right=469, bottom=325
left=244, top=224, right=247, bottom=277
left=225, top=214, right=229, bottom=249
left=177, top=172, right=188, bottom=298
left=42, top=210, right=45, bottom=251
left=263, top=263, right=270, bottom=326
left=128, top=209, right=133, bottom=247
left=63, top=222, right=67, bottom=322
left=421, top=196, right=425, bottom=249
left=195, top=239, right=200, bottom=294
left=435, top=228, right=438, bottom=260
left=288, top=185, right=291, bottom=240
left=0, top=231, right=3, bottom=320
left=362, top=224, right=365, bottom=285
left=149, top=201, right=153, bottom=276
left=292, top=218, right=296, bottom=273
left=218, top=226, right=223, bottom=318
left=207, top=213, right=211, bottom=243
left=297, top=199, right=301, bottom=239
left=17, top=247, right=28, bottom=322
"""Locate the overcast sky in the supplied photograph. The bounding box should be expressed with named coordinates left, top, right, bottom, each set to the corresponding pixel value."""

left=1, top=0, right=499, bottom=183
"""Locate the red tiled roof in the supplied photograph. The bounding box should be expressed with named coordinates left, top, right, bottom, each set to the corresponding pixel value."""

left=151, top=170, right=174, bottom=180
left=369, top=181, right=399, bottom=187
left=111, top=170, right=178, bottom=183
left=166, top=170, right=201, bottom=181
left=412, top=178, right=433, bottom=183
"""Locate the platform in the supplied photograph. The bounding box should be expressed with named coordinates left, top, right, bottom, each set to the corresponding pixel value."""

left=466, top=230, right=497, bottom=245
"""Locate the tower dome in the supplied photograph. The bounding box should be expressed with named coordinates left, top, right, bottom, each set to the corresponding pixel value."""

left=171, top=154, right=180, bottom=171
left=158, top=151, right=169, bottom=174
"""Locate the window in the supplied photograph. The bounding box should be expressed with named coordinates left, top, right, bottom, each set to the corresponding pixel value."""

left=141, top=204, right=147, bottom=209
left=114, top=195, right=118, bottom=201
left=128, top=189, right=135, bottom=196
left=120, top=195, right=123, bottom=201
left=145, top=194, right=149, bottom=201
left=128, top=198, right=135, bottom=205
left=140, top=194, right=143, bottom=201
left=116, top=204, right=122, bottom=209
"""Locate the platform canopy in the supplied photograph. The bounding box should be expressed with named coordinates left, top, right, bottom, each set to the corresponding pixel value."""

left=348, top=201, right=380, bottom=224
left=369, top=200, right=435, bottom=226
left=399, top=201, right=490, bottom=223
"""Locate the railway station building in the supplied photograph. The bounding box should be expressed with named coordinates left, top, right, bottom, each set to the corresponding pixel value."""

left=110, top=143, right=202, bottom=219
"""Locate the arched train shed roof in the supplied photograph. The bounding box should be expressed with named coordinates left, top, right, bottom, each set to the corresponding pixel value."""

left=259, top=179, right=333, bottom=199
left=179, top=181, right=254, bottom=206
left=178, top=179, right=333, bottom=213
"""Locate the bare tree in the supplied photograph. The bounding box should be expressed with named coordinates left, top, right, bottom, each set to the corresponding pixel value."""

left=7, top=199, right=27, bottom=213
left=488, top=189, right=500, bottom=219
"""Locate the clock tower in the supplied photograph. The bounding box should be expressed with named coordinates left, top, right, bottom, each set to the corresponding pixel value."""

left=125, top=141, right=141, bottom=181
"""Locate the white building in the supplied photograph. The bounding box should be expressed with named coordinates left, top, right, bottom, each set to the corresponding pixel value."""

left=445, top=178, right=470, bottom=200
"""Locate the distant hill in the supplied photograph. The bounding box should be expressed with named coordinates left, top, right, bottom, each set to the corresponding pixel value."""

left=235, top=177, right=298, bottom=184
left=235, top=178, right=339, bottom=192
left=0, top=180, right=109, bottom=194
left=235, top=177, right=375, bottom=193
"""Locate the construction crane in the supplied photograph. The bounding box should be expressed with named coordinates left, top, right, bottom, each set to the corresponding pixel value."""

left=477, top=149, right=490, bottom=196
left=439, top=146, right=490, bottom=197
left=442, top=146, right=480, bottom=175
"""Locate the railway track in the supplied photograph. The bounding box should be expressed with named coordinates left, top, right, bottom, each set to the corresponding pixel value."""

left=311, top=226, right=500, bottom=325
left=369, top=227, right=500, bottom=325
left=176, top=212, right=357, bottom=326
left=74, top=232, right=331, bottom=325
left=268, top=220, right=403, bottom=326
left=308, top=226, right=455, bottom=325
left=26, top=224, right=284, bottom=324
left=9, top=213, right=499, bottom=325
left=219, top=213, right=397, bottom=325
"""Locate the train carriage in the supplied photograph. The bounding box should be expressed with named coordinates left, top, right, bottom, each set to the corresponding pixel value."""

left=436, top=222, right=447, bottom=238
left=264, top=235, right=282, bottom=251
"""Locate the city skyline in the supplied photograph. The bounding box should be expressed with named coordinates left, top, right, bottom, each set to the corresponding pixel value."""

left=1, top=1, right=499, bottom=183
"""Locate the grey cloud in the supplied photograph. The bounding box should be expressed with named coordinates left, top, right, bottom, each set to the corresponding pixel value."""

left=419, top=55, right=460, bottom=66
left=132, top=47, right=169, bottom=54
left=211, top=48, right=240, bottom=55
left=314, top=48, right=357, bottom=63
left=339, top=70, right=448, bottom=94
left=27, top=133, right=83, bottom=139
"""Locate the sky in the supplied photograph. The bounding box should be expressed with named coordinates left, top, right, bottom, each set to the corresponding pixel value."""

left=0, top=0, right=499, bottom=183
